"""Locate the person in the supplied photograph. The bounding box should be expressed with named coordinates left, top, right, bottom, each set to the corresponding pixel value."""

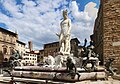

left=105, top=58, right=115, bottom=76
left=66, top=56, right=80, bottom=80
left=56, top=9, right=71, bottom=55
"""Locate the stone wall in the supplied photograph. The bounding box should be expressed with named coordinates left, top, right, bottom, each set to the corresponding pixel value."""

left=94, top=3, right=104, bottom=65
left=94, top=0, right=120, bottom=72
left=103, top=0, right=120, bottom=72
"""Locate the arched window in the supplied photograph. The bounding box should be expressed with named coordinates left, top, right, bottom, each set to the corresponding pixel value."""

left=10, top=48, right=14, bottom=55
left=4, top=58, right=8, bottom=61
left=0, top=32, right=2, bottom=40
left=10, top=36, right=12, bottom=43
left=3, top=48, right=7, bottom=54
left=6, top=34, right=9, bottom=42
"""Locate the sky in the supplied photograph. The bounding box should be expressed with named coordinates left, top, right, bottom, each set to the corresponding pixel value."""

left=0, top=0, right=100, bottom=50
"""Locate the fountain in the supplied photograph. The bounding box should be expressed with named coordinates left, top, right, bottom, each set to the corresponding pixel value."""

left=2, top=9, right=106, bottom=83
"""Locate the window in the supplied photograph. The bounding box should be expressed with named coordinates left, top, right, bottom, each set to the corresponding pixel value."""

left=45, top=51, right=47, bottom=54
left=4, top=58, right=8, bottom=61
left=56, top=49, right=57, bottom=52
left=71, top=47, right=73, bottom=50
left=10, top=36, right=12, bottom=43
left=3, top=48, right=7, bottom=54
left=13, top=37, right=16, bottom=43
left=10, top=48, right=14, bottom=55
left=0, top=32, right=2, bottom=39
left=3, top=34, right=6, bottom=41
left=6, top=34, right=9, bottom=41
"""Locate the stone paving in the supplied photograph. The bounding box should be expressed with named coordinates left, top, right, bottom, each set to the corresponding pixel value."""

left=75, top=80, right=120, bottom=84
left=0, top=74, right=120, bottom=84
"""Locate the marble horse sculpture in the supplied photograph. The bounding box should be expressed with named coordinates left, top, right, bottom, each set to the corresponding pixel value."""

left=44, top=55, right=55, bottom=68
left=54, top=54, right=64, bottom=68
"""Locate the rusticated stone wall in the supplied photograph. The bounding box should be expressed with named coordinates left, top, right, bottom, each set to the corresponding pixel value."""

left=94, top=0, right=120, bottom=72
left=103, top=0, right=120, bottom=72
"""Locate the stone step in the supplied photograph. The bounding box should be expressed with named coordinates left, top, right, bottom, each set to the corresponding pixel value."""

left=112, top=75, right=120, bottom=80
left=14, top=66, right=105, bottom=73
left=4, top=71, right=106, bottom=82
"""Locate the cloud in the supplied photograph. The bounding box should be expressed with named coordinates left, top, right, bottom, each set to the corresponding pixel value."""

left=84, top=2, right=98, bottom=19
left=0, top=0, right=98, bottom=49
left=70, top=1, right=91, bottom=22
left=70, top=1, right=98, bottom=45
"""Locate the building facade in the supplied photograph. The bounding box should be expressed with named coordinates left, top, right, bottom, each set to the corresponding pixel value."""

left=0, top=28, right=18, bottom=63
left=43, top=38, right=80, bottom=57
left=39, top=50, right=44, bottom=57
left=21, top=41, right=37, bottom=65
left=93, top=2, right=103, bottom=64
left=94, top=0, right=120, bottom=71
left=38, top=50, right=44, bottom=62
left=44, top=42, right=59, bottom=57
left=16, top=40, right=26, bottom=57
left=22, top=52, right=37, bottom=65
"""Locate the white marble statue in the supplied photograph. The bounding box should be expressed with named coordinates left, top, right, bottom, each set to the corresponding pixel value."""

left=56, top=9, right=71, bottom=55
left=43, top=55, right=55, bottom=68
left=54, top=55, right=64, bottom=68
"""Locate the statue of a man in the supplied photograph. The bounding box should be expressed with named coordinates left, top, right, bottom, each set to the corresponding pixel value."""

left=57, top=9, right=71, bottom=55
left=105, top=58, right=116, bottom=76
left=66, top=56, right=80, bottom=80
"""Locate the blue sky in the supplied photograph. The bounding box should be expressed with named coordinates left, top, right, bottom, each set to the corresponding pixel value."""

left=0, top=0, right=99, bottom=49
left=76, top=0, right=99, bottom=11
